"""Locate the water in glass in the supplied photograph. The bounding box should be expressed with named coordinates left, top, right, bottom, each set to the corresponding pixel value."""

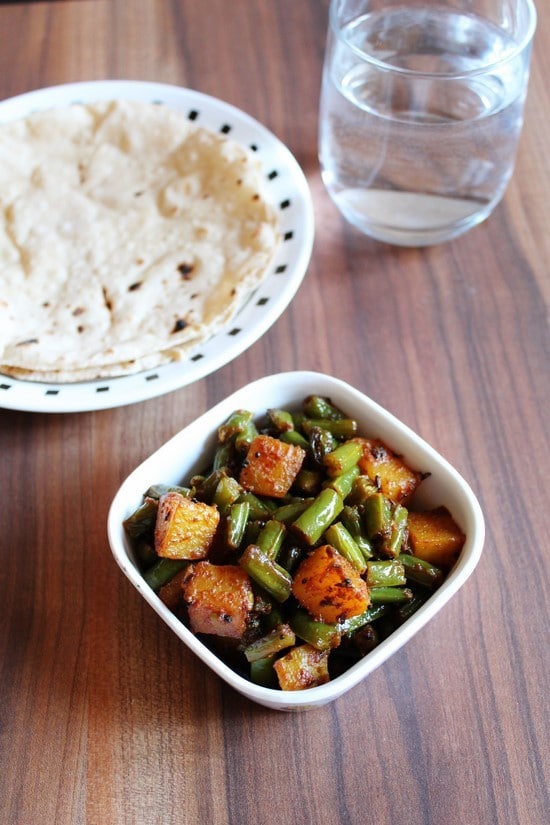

left=319, top=7, right=531, bottom=245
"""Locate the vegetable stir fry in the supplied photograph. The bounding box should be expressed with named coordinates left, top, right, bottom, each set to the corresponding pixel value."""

left=123, top=396, right=465, bottom=691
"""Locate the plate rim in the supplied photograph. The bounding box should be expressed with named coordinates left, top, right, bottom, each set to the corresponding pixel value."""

left=0, top=80, right=315, bottom=413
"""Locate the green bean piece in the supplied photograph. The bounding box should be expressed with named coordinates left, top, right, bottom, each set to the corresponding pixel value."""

left=355, top=536, right=375, bottom=563
left=242, top=519, right=262, bottom=548
left=226, top=500, right=250, bottom=549
left=347, top=476, right=379, bottom=506
left=218, top=409, right=254, bottom=443
left=143, top=558, right=188, bottom=592
left=381, top=503, right=408, bottom=558
left=323, top=464, right=360, bottom=499
left=339, top=603, right=390, bottom=634
left=340, top=504, right=363, bottom=536
left=340, top=504, right=374, bottom=560
left=212, top=440, right=235, bottom=471
left=303, top=395, right=346, bottom=421
left=249, top=655, right=278, bottom=687
left=290, top=488, right=344, bottom=546
left=308, top=425, right=338, bottom=464
left=395, top=590, right=429, bottom=622
left=144, top=484, right=192, bottom=499
left=272, top=498, right=313, bottom=524
left=290, top=609, right=341, bottom=651
left=239, top=545, right=292, bottom=603
left=237, top=492, right=277, bottom=520
left=324, top=522, right=366, bottom=573
left=279, top=429, right=311, bottom=451
left=341, top=504, right=363, bottom=535
left=303, top=418, right=358, bottom=440
left=123, top=497, right=158, bottom=539
left=243, top=623, right=296, bottom=662
left=133, top=538, right=158, bottom=569
left=293, top=468, right=323, bottom=496
left=364, top=492, right=392, bottom=541
left=365, top=560, right=407, bottom=587
left=256, top=519, right=286, bottom=560
left=267, top=408, right=295, bottom=432
left=323, top=439, right=362, bottom=478
left=191, top=469, right=225, bottom=502
left=212, top=474, right=242, bottom=513
left=263, top=603, right=285, bottom=631
left=369, top=586, right=414, bottom=604
left=292, top=410, right=306, bottom=430
left=234, top=419, right=259, bottom=453
left=399, top=553, right=444, bottom=588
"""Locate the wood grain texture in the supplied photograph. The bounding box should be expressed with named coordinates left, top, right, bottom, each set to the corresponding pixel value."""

left=0, top=2, right=548, bottom=824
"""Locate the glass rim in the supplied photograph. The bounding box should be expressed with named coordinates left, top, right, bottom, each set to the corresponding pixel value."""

left=330, top=0, right=538, bottom=79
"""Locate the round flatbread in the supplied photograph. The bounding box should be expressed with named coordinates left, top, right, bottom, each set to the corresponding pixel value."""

left=0, top=99, right=279, bottom=381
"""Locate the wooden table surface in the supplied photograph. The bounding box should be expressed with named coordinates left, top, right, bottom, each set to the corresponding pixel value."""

left=1, top=2, right=548, bottom=824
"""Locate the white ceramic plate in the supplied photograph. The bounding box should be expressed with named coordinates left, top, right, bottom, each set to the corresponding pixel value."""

left=107, top=371, right=485, bottom=711
left=0, top=81, right=314, bottom=413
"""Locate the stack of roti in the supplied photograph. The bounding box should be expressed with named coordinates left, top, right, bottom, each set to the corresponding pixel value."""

left=0, top=99, right=280, bottom=382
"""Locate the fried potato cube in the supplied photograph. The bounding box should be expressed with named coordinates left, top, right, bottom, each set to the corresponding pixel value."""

left=273, top=643, right=330, bottom=691
left=239, top=434, right=305, bottom=498
left=354, top=437, right=423, bottom=504
left=154, top=491, right=220, bottom=560
left=183, top=561, right=254, bottom=639
left=291, top=544, right=370, bottom=624
left=407, top=507, right=465, bottom=569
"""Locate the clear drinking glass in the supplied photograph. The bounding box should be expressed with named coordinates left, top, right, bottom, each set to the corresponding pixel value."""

left=318, top=0, right=537, bottom=246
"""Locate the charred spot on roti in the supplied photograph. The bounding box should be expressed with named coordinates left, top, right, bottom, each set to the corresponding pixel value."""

left=102, top=287, right=112, bottom=312
left=177, top=263, right=194, bottom=279
left=171, top=318, right=188, bottom=334
left=16, top=338, right=39, bottom=347
left=128, top=282, right=143, bottom=291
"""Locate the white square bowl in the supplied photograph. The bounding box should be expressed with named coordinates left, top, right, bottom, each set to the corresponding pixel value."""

left=107, top=371, right=485, bottom=711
